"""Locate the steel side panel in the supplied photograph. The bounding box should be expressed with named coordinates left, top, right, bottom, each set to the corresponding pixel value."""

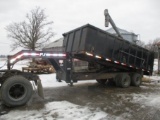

left=72, top=29, right=81, bottom=52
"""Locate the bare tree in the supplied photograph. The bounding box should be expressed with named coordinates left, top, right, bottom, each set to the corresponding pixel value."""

left=145, top=38, right=160, bottom=52
left=6, top=7, right=54, bottom=51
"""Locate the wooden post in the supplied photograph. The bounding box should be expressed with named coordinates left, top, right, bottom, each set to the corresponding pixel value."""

left=158, top=47, right=160, bottom=74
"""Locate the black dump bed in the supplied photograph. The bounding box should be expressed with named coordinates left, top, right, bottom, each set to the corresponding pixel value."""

left=63, top=24, right=154, bottom=75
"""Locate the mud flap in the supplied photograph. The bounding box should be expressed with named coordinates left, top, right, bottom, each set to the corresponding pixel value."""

left=37, top=79, right=44, bottom=99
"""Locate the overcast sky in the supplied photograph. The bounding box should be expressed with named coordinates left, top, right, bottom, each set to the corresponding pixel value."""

left=0, top=0, right=160, bottom=54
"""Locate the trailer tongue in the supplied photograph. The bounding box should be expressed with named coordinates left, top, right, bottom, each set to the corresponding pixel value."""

left=7, top=50, right=66, bottom=69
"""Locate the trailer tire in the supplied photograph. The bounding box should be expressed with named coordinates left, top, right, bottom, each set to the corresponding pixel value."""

left=96, top=79, right=107, bottom=85
left=114, top=74, right=121, bottom=87
left=1, top=75, right=33, bottom=107
left=131, top=73, right=142, bottom=87
left=107, top=78, right=115, bottom=86
left=119, top=74, right=131, bottom=88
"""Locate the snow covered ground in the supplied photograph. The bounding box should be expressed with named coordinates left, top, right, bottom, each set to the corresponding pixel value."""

left=1, top=59, right=160, bottom=120
left=1, top=101, right=108, bottom=120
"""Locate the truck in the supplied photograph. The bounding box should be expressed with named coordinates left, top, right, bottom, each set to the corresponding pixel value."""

left=0, top=10, right=154, bottom=107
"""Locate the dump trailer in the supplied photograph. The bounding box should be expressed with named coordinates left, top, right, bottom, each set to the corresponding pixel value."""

left=0, top=14, right=154, bottom=107
left=55, top=24, right=154, bottom=85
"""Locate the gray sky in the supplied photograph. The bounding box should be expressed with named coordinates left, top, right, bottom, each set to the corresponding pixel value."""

left=0, top=0, right=160, bottom=54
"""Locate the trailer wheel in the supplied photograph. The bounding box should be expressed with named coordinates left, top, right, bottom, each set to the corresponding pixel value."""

left=114, top=74, right=121, bottom=87
left=96, top=79, right=107, bottom=85
left=1, top=75, right=33, bottom=107
left=107, top=78, right=115, bottom=86
left=119, top=74, right=131, bottom=88
left=131, top=73, right=142, bottom=87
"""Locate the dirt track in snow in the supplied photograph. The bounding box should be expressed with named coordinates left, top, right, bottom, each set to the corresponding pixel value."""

left=1, top=81, right=160, bottom=120
left=42, top=82, right=160, bottom=120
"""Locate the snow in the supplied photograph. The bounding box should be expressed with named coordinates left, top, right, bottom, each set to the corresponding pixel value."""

left=1, top=101, right=108, bottom=120
left=39, top=74, right=67, bottom=88
left=131, top=93, right=160, bottom=109
left=154, top=59, right=158, bottom=71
